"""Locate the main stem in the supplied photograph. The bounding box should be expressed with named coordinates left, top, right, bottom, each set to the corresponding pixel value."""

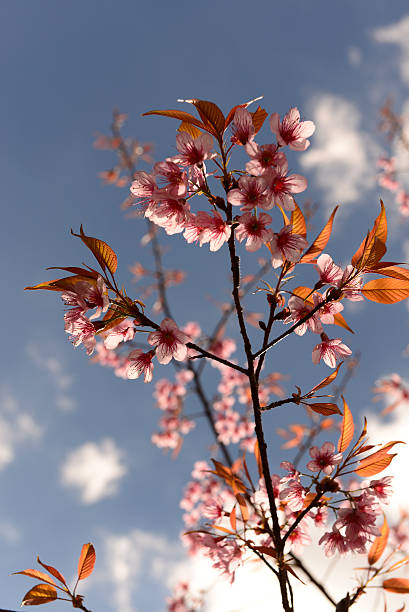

left=226, top=206, right=293, bottom=612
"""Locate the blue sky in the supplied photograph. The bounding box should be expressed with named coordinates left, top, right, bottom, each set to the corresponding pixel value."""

left=2, top=2, right=409, bottom=611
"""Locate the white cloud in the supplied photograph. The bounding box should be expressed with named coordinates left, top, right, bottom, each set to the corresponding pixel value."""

left=0, top=387, right=43, bottom=469
left=300, top=95, right=376, bottom=210
left=60, top=438, right=127, bottom=504
left=373, top=15, right=409, bottom=88
left=26, top=343, right=77, bottom=411
left=94, top=529, right=182, bottom=612
left=347, top=46, right=362, bottom=67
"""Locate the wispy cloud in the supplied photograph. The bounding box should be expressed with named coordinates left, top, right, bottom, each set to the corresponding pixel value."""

left=60, top=438, right=127, bottom=504
left=0, top=386, right=43, bottom=470
left=26, top=342, right=77, bottom=411
left=93, top=529, right=182, bottom=612
left=300, top=94, right=376, bottom=211
left=373, top=15, right=409, bottom=89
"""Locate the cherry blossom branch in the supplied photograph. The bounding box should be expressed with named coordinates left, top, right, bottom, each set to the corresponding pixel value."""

left=288, top=555, right=337, bottom=607
left=187, top=342, right=247, bottom=373
left=252, top=292, right=335, bottom=359
left=260, top=397, right=298, bottom=412
left=281, top=492, right=322, bottom=548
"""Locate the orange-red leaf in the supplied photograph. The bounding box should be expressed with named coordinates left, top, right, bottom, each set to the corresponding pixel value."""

left=37, top=558, right=67, bottom=588
left=250, top=106, right=268, bottom=134
left=21, top=583, right=57, bottom=606
left=13, top=570, right=56, bottom=587
left=361, top=278, right=409, bottom=304
left=254, top=440, right=263, bottom=479
left=310, top=362, right=344, bottom=394
left=352, top=201, right=387, bottom=270
left=387, top=555, right=409, bottom=574
left=229, top=505, right=237, bottom=531
left=142, top=108, right=205, bottom=130
left=72, top=226, right=117, bottom=275
left=191, top=100, right=225, bottom=137
left=253, top=545, right=277, bottom=558
left=300, top=206, right=338, bottom=263
left=368, top=515, right=389, bottom=565
left=236, top=493, right=249, bottom=523
left=354, top=453, right=396, bottom=477
left=178, top=121, right=203, bottom=139
left=383, top=578, right=409, bottom=594
left=46, top=266, right=98, bottom=279
left=370, top=263, right=409, bottom=281
left=77, top=543, right=96, bottom=581
left=306, top=402, right=341, bottom=416
left=338, top=396, right=354, bottom=453
left=291, top=202, right=307, bottom=239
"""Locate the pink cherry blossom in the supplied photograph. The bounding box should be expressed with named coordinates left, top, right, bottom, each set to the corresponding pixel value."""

left=127, top=349, right=154, bottom=382
left=231, top=107, right=255, bottom=146
left=306, top=442, right=342, bottom=475
left=338, top=265, right=364, bottom=301
left=315, top=254, right=343, bottom=286
left=130, top=171, right=158, bottom=212
left=285, top=296, right=323, bottom=336
left=183, top=211, right=231, bottom=251
left=103, top=319, right=135, bottom=350
left=227, top=175, right=271, bottom=211
left=269, top=225, right=308, bottom=268
left=153, top=160, right=188, bottom=198
left=235, top=212, right=273, bottom=251
left=319, top=528, right=349, bottom=557
left=148, top=318, right=190, bottom=364
left=270, top=107, right=315, bottom=151
left=312, top=337, right=352, bottom=368
left=367, top=476, right=393, bottom=503
left=67, top=314, right=96, bottom=355
left=146, top=198, right=190, bottom=235
left=313, top=292, right=344, bottom=324
left=245, top=141, right=287, bottom=176
left=396, top=190, right=409, bottom=216
left=174, top=132, right=214, bottom=167
left=280, top=478, right=306, bottom=512
left=263, top=161, right=307, bottom=211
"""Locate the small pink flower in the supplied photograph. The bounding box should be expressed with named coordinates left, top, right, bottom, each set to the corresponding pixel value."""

left=368, top=476, right=393, bottom=503
left=313, top=293, right=344, bottom=324
left=280, top=478, right=306, bottom=512
left=319, top=529, right=349, bottom=557
left=312, top=337, right=352, bottom=368
left=127, top=349, right=154, bottom=382
left=67, top=314, right=96, bottom=355
left=153, top=160, right=188, bottom=198
left=285, top=296, right=323, bottom=336
left=231, top=107, right=255, bottom=145
left=103, top=319, right=135, bottom=350
left=307, top=442, right=342, bottom=475
left=269, top=225, right=308, bottom=268
left=245, top=141, right=287, bottom=176
left=315, top=254, right=343, bottom=286
left=264, top=161, right=307, bottom=211
left=227, top=175, right=270, bottom=211
left=174, top=132, right=214, bottom=167
left=183, top=211, right=231, bottom=251
left=148, top=318, right=190, bottom=364
left=270, top=107, right=315, bottom=151
left=396, top=191, right=409, bottom=216
left=235, top=212, right=273, bottom=251
left=338, top=265, right=364, bottom=301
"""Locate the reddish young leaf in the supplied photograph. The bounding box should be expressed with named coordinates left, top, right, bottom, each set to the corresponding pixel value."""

left=21, top=583, right=58, bottom=606
left=77, top=543, right=96, bottom=581
left=25, top=273, right=98, bottom=293
left=369, top=263, right=409, bottom=281
left=191, top=100, right=225, bottom=137
left=46, top=266, right=98, bottom=279
left=352, top=201, right=387, bottom=270
left=280, top=424, right=306, bottom=449
left=254, top=440, right=263, bottom=479
left=235, top=493, right=249, bottom=523
left=142, top=108, right=205, bottom=130
left=224, top=96, right=264, bottom=130
left=338, top=396, right=354, bottom=453
left=383, top=578, right=409, bottom=594
left=310, top=361, right=344, bottom=394
left=250, top=106, right=268, bottom=134
left=37, top=558, right=68, bottom=588
left=178, top=121, right=203, bottom=139
left=13, top=570, right=56, bottom=588
left=354, top=453, right=396, bottom=477
left=306, top=402, right=341, bottom=416
left=361, top=278, right=409, bottom=304
left=368, top=515, right=389, bottom=565
left=386, top=555, right=409, bottom=574
left=253, top=545, right=277, bottom=558
left=300, top=206, right=338, bottom=263
left=71, top=226, right=118, bottom=276
left=229, top=505, right=237, bottom=531
left=290, top=202, right=307, bottom=239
